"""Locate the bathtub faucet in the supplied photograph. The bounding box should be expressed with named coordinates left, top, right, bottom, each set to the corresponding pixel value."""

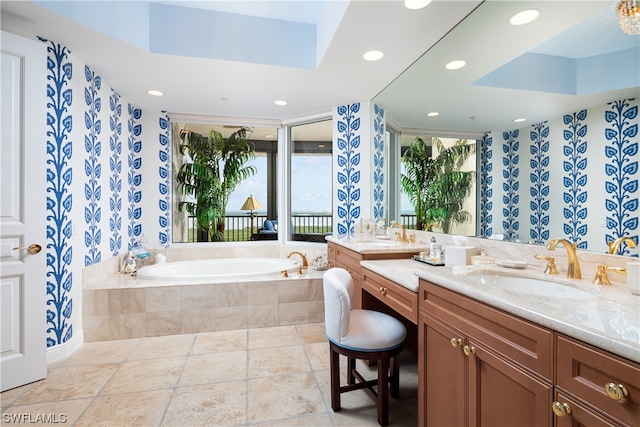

left=287, top=251, right=308, bottom=275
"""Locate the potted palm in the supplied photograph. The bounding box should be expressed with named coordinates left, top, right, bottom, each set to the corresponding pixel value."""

left=401, top=137, right=475, bottom=233
left=176, top=127, right=256, bottom=241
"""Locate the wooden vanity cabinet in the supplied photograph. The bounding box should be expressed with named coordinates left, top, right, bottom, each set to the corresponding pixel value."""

left=326, top=241, right=417, bottom=309
left=361, top=267, right=418, bottom=324
left=555, top=335, right=640, bottom=427
left=419, top=279, right=554, bottom=427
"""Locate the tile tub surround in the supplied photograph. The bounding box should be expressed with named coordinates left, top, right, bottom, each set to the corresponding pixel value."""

left=1, top=324, right=419, bottom=426
left=82, top=245, right=328, bottom=342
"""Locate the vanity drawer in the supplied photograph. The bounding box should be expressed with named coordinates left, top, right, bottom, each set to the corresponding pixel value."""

left=362, top=268, right=418, bottom=324
left=420, top=279, right=553, bottom=381
left=556, top=335, right=640, bottom=426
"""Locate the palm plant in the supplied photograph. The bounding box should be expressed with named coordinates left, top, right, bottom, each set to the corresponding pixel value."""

left=176, top=127, right=256, bottom=241
left=401, top=137, right=475, bottom=233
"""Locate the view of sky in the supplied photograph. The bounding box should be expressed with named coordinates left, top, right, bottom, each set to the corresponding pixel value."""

left=227, top=155, right=333, bottom=215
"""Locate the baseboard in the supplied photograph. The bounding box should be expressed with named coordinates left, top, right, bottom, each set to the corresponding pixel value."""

left=46, top=330, right=84, bottom=364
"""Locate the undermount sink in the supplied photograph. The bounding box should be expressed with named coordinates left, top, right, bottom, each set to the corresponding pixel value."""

left=468, top=274, right=595, bottom=299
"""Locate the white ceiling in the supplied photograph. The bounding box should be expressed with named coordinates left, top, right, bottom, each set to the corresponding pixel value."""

left=2, top=0, right=638, bottom=133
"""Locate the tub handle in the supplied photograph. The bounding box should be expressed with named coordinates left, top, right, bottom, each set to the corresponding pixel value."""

left=281, top=270, right=289, bottom=278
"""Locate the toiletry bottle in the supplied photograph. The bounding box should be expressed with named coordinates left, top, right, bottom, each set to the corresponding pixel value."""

left=429, top=236, right=437, bottom=261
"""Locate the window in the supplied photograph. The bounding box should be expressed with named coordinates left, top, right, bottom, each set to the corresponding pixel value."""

left=171, top=121, right=278, bottom=242
left=289, top=119, right=333, bottom=242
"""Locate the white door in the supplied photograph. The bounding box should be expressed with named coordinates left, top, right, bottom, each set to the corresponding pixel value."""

left=1, top=31, right=47, bottom=391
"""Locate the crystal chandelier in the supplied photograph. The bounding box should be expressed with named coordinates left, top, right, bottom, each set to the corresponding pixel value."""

left=617, top=0, right=640, bottom=35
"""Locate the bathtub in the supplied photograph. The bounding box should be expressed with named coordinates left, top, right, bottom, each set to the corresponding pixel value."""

left=136, top=257, right=301, bottom=282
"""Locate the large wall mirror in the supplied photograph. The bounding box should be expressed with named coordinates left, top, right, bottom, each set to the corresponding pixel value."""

left=375, top=0, right=639, bottom=257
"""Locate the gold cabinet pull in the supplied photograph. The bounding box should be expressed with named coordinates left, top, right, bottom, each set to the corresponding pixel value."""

left=328, top=247, right=334, bottom=253
left=12, top=243, right=42, bottom=254
left=551, top=401, right=572, bottom=417
left=463, top=345, right=476, bottom=356
left=379, top=287, right=387, bottom=296
left=605, top=383, right=629, bottom=401
left=327, top=262, right=334, bottom=268
left=450, top=338, right=462, bottom=348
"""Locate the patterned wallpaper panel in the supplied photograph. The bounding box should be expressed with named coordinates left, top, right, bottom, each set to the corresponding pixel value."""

left=41, top=38, right=168, bottom=348
left=483, top=97, right=638, bottom=255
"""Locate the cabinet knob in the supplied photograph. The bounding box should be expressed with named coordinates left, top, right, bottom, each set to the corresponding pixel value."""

left=327, top=262, right=334, bottom=268
left=450, top=338, right=462, bottom=348
left=328, top=247, right=334, bottom=253
left=551, top=401, right=572, bottom=417
left=379, top=287, right=387, bottom=296
left=463, top=345, right=475, bottom=356
left=605, top=383, right=629, bottom=401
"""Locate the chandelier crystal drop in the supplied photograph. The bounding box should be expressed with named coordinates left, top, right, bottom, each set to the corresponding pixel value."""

left=617, top=0, right=640, bottom=35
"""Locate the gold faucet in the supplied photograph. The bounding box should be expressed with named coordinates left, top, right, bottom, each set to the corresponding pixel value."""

left=607, top=237, right=637, bottom=255
left=389, top=221, right=410, bottom=244
left=287, top=251, right=308, bottom=274
left=546, top=239, right=582, bottom=279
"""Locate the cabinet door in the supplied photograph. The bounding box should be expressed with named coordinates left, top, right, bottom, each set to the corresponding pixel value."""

left=467, top=339, right=553, bottom=427
left=553, top=390, right=618, bottom=427
left=420, top=313, right=466, bottom=427
left=556, top=335, right=640, bottom=426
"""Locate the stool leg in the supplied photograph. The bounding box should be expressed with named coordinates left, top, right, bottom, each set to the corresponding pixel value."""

left=390, top=355, right=400, bottom=398
left=378, top=354, right=390, bottom=426
left=347, top=357, right=356, bottom=385
left=330, top=345, right=341, bottom=411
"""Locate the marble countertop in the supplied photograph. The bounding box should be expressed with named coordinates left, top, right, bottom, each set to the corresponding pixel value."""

left=359, top=258, right=640, bottom=363
left=326, top=235, right=431, bottom=255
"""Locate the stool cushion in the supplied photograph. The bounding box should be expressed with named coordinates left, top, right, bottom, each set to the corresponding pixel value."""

left=323, top=268, right=406, bottom=352
left=332, top=309, right=407, bottom=352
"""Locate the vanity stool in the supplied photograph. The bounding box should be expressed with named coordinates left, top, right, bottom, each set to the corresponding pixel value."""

left=323, top=268, right=407, bottom=426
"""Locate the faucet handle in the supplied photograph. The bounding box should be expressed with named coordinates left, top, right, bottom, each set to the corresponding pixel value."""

left=534, top=254, right=558, bottom=275
left=592, top=264, right=626, bottom=286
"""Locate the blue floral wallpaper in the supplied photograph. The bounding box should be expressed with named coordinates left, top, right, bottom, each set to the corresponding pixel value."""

left=372, top=104, right=385, bottom=221
left=40, top=38, right=168, bottom=349
left=485, top=98, right=639, bottom=255
left=334, top=103, right=363, bottom=236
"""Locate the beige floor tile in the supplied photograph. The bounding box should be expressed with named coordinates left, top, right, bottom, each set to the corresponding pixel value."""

left=101, top=357, right=185, bottom=395
left=13, top=364, right=119, bottom=405
left=191, top=329, right=247, bottom=354
left=62, top=338, right=140, bottom=366
left=179, top=351, right=247, bottom=386
left=248, top=345, right=311, bottom=378
left=252, top=412, right=334, bottom=426
left=1, top=382, right=35, bottom=410
left=75, top=389, right=172, bottom=427
left=304, top=342, right=330, bottom=371
left=1, top=398, right=92, bottom=426
left=248, top=325, right=300, bottom=349
left=296, top=323, right=327, bottom=344
left=162, top=381, right=247, bottom=426
left=248, top=373, right=325, bottom=424
left=128, top=334, right=195, bottom=360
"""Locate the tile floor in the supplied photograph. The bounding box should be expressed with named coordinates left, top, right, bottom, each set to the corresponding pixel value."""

left=1, top=324, right=418, bottom=426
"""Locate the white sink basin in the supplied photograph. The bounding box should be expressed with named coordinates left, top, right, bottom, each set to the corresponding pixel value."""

left=469, top=274, right=595, bottom=299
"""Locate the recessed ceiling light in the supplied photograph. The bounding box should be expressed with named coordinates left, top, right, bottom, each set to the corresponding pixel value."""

left=513, top=118, right=527, bottom=123
left=147, top=90, right=164, bottom=97
left=509, top=9, right=540, bottom=26
left=445, top=60, right=466, bottom=70
left=274, top=100, right=288, bottom=106
left=404, top=0, right=432, bottom=10
left=363, top=50, right=384, bottom=61
left=426, top=112, right=440, bottom=117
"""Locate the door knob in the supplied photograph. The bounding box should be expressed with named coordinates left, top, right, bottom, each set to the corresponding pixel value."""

left=12, top=243, right=42, bottom=254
